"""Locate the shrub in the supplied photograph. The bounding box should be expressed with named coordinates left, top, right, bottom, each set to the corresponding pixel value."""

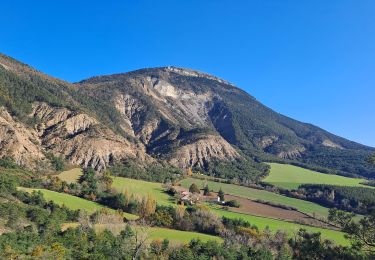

left=218, top=188, right=225, bottom=201
left=167, top=187, right=177, bottom=196
left=226, top=200, right=241, bottom=208
left=149, top=206, right=175, bottom=227
left=203, top=185, right=211, bottom=196
left=189, top=183, right=200, bottom=194
left=190, top=209, right=223, bottom=235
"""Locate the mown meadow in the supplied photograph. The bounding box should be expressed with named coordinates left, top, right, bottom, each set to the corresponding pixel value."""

left=18, top=187, right=138, bottom=220
left=264, top=163, right=370, bottom=190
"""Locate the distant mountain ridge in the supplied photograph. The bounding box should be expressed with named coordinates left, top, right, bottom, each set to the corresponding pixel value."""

left=0, top=53, right=374, bottom=179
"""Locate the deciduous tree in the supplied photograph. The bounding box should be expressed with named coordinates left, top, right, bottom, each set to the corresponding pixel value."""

left=138, top=194, right=156, bottom=218
left=203, top=185, right=210, bottom=196
left=189, top=183, right=200, bottom=194
left=100, top=170, right=113, bottom=191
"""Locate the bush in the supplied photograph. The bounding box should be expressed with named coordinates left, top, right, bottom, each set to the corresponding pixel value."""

left=226, top=200, right=241, bottom=208
left=218, top=188, right=225, bottom=201
left=190, top=209, right=223, bottom=235
left=149, top=206, right=175, bottom=227
left=167, top=187, right=177, bottom=196
left=189, top=183, right=200, bottom=194
left=203, top=185, right=211, bottom=196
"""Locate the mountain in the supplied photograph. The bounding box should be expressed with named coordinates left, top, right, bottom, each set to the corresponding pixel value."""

left=1, top=53, right=374, bottom=179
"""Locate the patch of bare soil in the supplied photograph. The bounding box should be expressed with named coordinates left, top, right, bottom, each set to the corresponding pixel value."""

left=223, top=194, right=333, bottom=228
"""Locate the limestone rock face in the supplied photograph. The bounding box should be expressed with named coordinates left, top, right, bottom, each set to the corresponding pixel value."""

left=168, top=134, right=240, bottom=169
left=277, top=146, right=306, bottom=159
left=322, top=139, right=343, bottom=149
left=102, top=72, right=240, bottom=170
left=148, top=78, right=213, bottom=127
left=31, top=102, right=149, bottom=170
left=0, top=108, right=45, bottom=168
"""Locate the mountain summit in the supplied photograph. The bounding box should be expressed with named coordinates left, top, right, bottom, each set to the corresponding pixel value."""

left=1, top=53, right=374, bottom=179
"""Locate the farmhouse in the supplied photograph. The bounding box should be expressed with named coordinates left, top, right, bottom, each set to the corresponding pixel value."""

left=179, top=191, right=199, bottom=205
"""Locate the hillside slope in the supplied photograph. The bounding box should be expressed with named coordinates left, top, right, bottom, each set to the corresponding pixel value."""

left=0, top=53, right=374, bottom=178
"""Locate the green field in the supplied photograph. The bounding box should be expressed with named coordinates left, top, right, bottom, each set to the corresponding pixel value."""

left=264, top=163, right=369, bottom=190
left=147, top=227, right=222, bottom=244
left=96, top=224, right=222, bottom=244
left=179, top=178, right=330, bottom=217
left=211, top=207, right=347, bottom=245
left=112, top=177, right=174, bottom=206
left=62, top=223, right=222, bottom=244
left=18, top=187, right=138, bottom=220
left=56, top=168, right=82, bottom=184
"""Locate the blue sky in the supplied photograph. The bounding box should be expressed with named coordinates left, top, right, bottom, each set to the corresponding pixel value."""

left=0, top=1, right=374, bottom=146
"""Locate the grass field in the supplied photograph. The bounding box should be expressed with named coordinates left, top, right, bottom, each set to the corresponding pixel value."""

left=112, top=177, right=175, bottom=206
left=62, top=223, right=222, bottom=244
left=264, top=163, right=369, bottom=190
left=211, top=207, right=348, bottom=245
left=56, top=168, right=82, bottom=184
left=146, top=227, right=222, bottom=244
left=179, top=178, right=330, bottom=217
left=18, top=187, right=138, bottom=220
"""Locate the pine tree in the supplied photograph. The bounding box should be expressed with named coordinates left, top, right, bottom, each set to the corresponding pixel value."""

left=203, top=185, right=210, bottom=196
left=218, top=188, right=225, bottom=202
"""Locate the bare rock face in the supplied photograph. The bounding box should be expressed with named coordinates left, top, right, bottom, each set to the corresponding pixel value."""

left=260, top=136, right=279, bottom=149
left=31, top=102, right=97, bottom=135
left=113, top=93, right=148, bottom=138
left=165, top=66, right=235, bottom=86
left=149, top=78, right=213, bottom=127
left=31, top=102, right=149, bottom=170
left=0, top=107, right=45, bottom=167
left=168, top=134, right=240, bottom=169
left=322, top=139, right=343, bottom=149
left=56, top=129, right=145, bottom=171
left=114, top=76, right=213, bottom=129
left=107, top=74, right=242, bottom=171
left=277, top=146, right=306, bottom=159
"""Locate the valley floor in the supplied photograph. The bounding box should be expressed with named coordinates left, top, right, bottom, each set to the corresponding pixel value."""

left=34, top=168, right=351, bottom=245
